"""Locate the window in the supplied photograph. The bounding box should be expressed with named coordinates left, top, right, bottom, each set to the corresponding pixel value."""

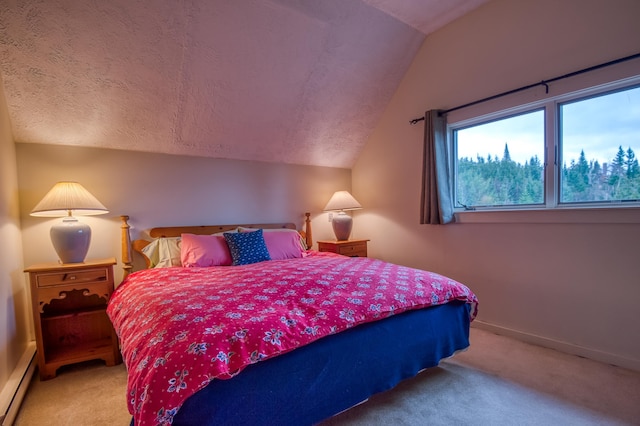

left=559, top=87, right=640, bottom=203
left=455, top=110, right=545, bottom=208
left=450, top=79, right=640, bottom=211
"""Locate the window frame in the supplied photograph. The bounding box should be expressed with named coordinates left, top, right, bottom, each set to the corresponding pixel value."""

left=447, top=75, right=640, bottom=215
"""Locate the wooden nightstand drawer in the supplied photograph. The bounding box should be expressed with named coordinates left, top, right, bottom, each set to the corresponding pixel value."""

left=337, top=242, right=367, bottom=257
left=317, top=239, right=369, bottom=258
left=36, top=268, right=109, bottom=287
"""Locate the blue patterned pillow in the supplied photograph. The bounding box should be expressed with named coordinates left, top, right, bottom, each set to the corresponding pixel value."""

left=223, top=229, right=271, bottom=265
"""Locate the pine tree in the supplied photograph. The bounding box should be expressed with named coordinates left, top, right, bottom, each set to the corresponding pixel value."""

left=589, top=160, right=607, bottom=201
left=502, top=144, right=511, bottom=162
left=609, top=146, right=626, bottom=188
left=563, top=151, right=591, bottom=201
left=625, top=147, right=639, bottom=179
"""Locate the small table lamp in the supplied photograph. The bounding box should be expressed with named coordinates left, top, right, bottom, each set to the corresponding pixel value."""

left=30, top=181, right=109, bottom=264
left=323, top=190, right=362, bottom=241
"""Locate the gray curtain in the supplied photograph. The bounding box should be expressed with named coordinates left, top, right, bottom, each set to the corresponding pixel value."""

left=420, top=110, right=454, bottom=224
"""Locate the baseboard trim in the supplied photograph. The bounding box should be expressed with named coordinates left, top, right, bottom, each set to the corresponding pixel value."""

left=0, top=342, right=36, bottom=426
left=471, top=320, right=640, bottom=372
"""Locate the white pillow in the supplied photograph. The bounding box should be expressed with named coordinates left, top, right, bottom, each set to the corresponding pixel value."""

left=140, top=237, right=182, bottom=268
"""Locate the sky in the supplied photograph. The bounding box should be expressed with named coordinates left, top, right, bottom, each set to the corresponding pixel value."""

left=456, top=85, right=640, bottom=168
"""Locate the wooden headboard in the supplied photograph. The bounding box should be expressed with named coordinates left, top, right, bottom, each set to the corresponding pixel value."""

left=120, top=213, right=312, bottom=278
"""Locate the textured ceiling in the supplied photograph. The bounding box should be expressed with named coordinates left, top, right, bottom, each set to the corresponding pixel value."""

left=0, top=0, right=487, bottom=168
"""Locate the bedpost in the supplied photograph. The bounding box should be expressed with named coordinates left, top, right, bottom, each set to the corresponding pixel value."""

left=120, top=215, right=133, bottom=279
left=304, top=212, right=313, bottom=249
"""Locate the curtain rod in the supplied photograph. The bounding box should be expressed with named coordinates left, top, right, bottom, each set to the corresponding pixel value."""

left=409, top=51, right=640, bottom=125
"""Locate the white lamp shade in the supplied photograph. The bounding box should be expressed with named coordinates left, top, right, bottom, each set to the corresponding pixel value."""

left=31, top=181, right=108, bottom=217
left=31, top=182, right=108, bottom=264
left=323, top=190, right=362, bottom=212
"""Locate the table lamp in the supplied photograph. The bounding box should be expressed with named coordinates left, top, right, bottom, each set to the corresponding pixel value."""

left=323, top=190, right=362, bottom=241
left=30, top=181, right=109, bottom=264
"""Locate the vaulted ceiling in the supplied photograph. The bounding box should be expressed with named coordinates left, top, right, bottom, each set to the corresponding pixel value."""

left=0, top=0, right=487, bottom=168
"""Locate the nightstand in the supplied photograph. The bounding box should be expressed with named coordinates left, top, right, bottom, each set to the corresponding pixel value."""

left=317, top=239, right=369, bottom=257
left=25, top=258, right=121, bottom=380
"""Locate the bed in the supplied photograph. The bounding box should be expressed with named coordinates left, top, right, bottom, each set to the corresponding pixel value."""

left=107, top=214, right=478, bottom=426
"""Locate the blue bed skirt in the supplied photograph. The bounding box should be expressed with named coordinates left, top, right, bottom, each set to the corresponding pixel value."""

left=140, top=301, right=471, bottom=425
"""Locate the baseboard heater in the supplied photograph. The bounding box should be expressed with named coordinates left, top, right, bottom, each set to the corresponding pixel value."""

left=0, top=343, right=36, bottom=426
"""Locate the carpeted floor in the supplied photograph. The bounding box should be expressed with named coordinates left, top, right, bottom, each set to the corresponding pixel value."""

left=14, top=328, right=640, bottom=425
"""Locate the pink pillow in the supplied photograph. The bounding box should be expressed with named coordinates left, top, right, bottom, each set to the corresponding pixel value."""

left=181, top=233, right=232, bottom=267
left=261, top=231, right=305, bottom=260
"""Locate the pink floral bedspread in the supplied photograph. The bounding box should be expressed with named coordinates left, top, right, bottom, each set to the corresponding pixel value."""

left=107, top=251, right=478, bottom=425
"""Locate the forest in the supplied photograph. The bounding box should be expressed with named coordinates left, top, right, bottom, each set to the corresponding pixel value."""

left=456, top=144, right=640, bottom=207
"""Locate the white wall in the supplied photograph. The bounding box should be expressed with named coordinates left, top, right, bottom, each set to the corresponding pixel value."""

left=0, top=75, right=30, bottom=401
left=353, top=0, right=640, bottom=370
left=16, top=143, right=348, bottom=283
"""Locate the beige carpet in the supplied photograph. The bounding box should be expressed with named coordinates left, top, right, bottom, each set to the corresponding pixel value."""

left=14, top=328, right=640, bottom=425
left=13, top=359, right=130, bottom=426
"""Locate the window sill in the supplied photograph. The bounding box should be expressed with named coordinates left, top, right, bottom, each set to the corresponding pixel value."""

left=454, top=206, right=640, bottom=224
